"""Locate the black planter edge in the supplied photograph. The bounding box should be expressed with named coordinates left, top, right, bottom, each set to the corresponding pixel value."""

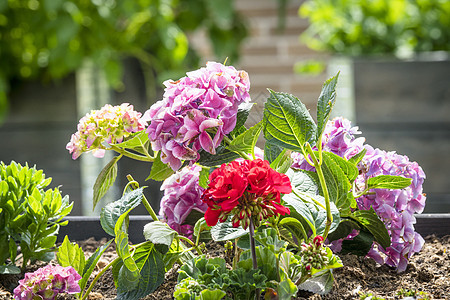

left=57, top=214, right=450, bottom=244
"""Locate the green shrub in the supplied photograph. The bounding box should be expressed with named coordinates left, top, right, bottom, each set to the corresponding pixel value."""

left=0, top=161, right=73, bottom=273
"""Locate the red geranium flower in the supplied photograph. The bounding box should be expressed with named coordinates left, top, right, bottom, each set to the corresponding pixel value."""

left=202, top=158, right=292, bottom=229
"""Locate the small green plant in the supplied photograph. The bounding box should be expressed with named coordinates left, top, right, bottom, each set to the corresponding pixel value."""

left=397, top=288, right=431, bottom=300
left=359, top=292, right=385, bottom=300
left=0, top=161, right=73, bottom=273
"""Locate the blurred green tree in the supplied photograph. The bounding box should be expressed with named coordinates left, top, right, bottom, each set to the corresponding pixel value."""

left=0, top=0, right=247, bottom=122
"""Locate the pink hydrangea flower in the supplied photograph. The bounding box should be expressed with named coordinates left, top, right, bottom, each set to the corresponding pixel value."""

left=159, top=164, right=207, bottom=236
left=67, top=103, right=147, bottom=159
left=14, top=265, right=81, bottom=300
left=144, top=61, right=251, bottom=171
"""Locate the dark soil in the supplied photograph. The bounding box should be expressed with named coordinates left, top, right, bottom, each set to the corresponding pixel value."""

left=1, top=235, right=448, bottom=300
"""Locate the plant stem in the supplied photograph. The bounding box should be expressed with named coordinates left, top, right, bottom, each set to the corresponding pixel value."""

left=80, top=256, right=121, bottom=300
left=126, top=175, right=159, bottom=221
left=178, top=236, right=203, bottom=255
left=306, top=143, right=333, bottom=239
left=248, top=218, right=260, bottom=300
left=110, top=145, right=154, bottom=162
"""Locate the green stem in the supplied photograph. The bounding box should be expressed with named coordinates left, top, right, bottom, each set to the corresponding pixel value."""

left=80, top=256, right=121, bottom=300
left=248, top=218, right=260, bottom=300
left=305, top=143, right=332, bottom=239
left=178, top=236, right=202, bottom=255
left=126, top=175, right=159, bottom=221
left=292, top=189, right=326, bottom=210
left=110, top=145, right=154, bottom=162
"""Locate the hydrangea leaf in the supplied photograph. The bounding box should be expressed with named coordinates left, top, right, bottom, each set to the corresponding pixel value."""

left=116, top=231, right=140, bottom=291
left=278, top=217, right=309, bottom=242
left=93, top=155, right=120, bottom=209
left=367, top=175, right=412, bottom=190
left=114, top=131, right=151, bottom=156
left=351, top=208, right=391, bottom=249
left=198, top=167, right=210, bottom=189
left=316, top=73, right=339, bottom=142
left=226, top=121, right=262, bottom=154
left=340, top=228, right=375, bottom=256
left=147, top=151, right=174, bottom=181
left=116, top=243, right=165, bottom=300
left=193, top=217, right=211, bottom=238
left=263, top=90, right=317, bottom=152
left=269, top=148, right=292, bottom=174
left=298, top=269, right=334, bottom=295
left=348, top=148, right=367, bottom=165
left=326, top=219, right=360, bottom=242
left=197, top=145, right=240, bottom=167
left=100, top=187, right=145, bottom=236
left=78, top=239, right=113, bottom=293
left=264, top=141, right=284, bottom=164
left=143, top=221, right=177, bottom=248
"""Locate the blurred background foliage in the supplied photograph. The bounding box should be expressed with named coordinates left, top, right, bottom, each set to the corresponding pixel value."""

left=0, top=0, right=247, bottom=123
left=299, top=0, right=450, bottom=57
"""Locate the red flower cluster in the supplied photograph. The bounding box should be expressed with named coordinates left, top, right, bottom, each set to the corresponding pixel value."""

left=202, top=159, right=292, bottom=229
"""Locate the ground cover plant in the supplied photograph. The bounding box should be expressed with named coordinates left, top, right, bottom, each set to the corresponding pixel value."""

left=6, top=61, right=428, bottom=299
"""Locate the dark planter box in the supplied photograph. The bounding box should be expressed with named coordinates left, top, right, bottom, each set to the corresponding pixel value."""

left=57, top=214, right=450, bottom=244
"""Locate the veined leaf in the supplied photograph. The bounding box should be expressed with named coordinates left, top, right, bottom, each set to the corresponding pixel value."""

left=210, top=220, right=248, bottom=241
left=367, top=175, right=412, bottom=190
left=114, top=132, right=151, bottom=156
left=321, top=152, right=352, bottom=211
left=324, top=152, right=359, bottom=183
left=263, top=90, right=317, bottom=152
left=233, top=102, right=254, bottom=133
left=279, top=217, right=308, bottom=242
left=226, top=121, right=263, bottom=154
left=264, top=141, right=284, bottom=164
left=100, top=187, right=145, bottom=236
left=197, top=145, right=240, bottom=167
left=93, top=155, right=120, bottom=209
left=351, top=208, right=391, bottom=249
left=286, top=169, right=320, bottom=195
left=316, top=73, right=339, bottom=142
left=348, top=148, right=367, bottom=165
left=56, top=236, right=86, bottom=275
left=143, top=221, right=177, bottom=248
left=116, top=231, right=140, bottom=291
left=298, top=269, right=335, bottom=295
left=147, top=151, right=174, bottom=181
left=116, top=243, right=165, bottom=300
left=269, top=148, right=292, bottom=174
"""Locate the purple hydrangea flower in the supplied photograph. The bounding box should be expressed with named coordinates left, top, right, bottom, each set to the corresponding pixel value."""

left=292, top=117, right=426, bottom=272
left=14, top=265, right=81, bottom=300
left=144, top=61, right=251, bottom=171
left=67, top=103, right=146, bottom=159
left=356, top=145, right=426, bottom=271
left=159, top=164, right=207, bottom=236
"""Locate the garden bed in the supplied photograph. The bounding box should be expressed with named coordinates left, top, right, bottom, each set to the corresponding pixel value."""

left=0, top=234, right=448, bottom=299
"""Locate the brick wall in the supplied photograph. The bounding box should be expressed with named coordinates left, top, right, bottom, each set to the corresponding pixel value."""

left=189, top=0, right=328, bottom=124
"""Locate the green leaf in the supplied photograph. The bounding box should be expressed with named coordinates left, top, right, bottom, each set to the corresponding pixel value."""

left=340, top=228, right=374, bottom=256
left=193, top=217, right=211, bottom=238
left=324, top=152, right=359, bottom=183
left=316, top=73, right=339, bottom=141
left=197, top=145, right=240, bottom=167
left=298, top=269, right=335, bottom=295
left=286, top=169, right=320, bottom=195
left=321, top=152, right=352, bottom=211
left=100, top=187, right=145, bottom=236
left=263, top=90, right=317, bottom=152
left=348, top=148, right=367, bottom=165
left=79, top=239, right=113, bottom=293
left=56, top=236, right=86, bottom=275
left=114, top=132, right=151, bottom=156
left=0, top=265, right=20, bottom=274
left=210, top=220, right=248, bottom=242
left=147, top=151, right=174, bottom=181
left=143, top=221, right=177, bottom=248
left=367, top=175, right=412, bottom=190
left=93, top=155, right=120, bottom=210
left=254, top=227, right=287, bottom=254
left=233, top=102, right=254, bottom=133
left=326, top=219, right=360, bottom=242
left=283, top=192, right=340, bottom=237
left=351, top=208, right=390, bottom=249
left=199, top=289, right=227, bottom=300
left=269, top=149, right=293, bottom=174
left=239, top=246, right=278, bottom=282
left=115, top=231, right=140, bottom=291
left=226, top=121, right=263, bottom=154
left=264, top=141, right=284, bottom=164
left=278, top=278, right=298, bottom=300
left=279, top=217, right=308, bottom=242
left=198, top=167, right=210, bottom=189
